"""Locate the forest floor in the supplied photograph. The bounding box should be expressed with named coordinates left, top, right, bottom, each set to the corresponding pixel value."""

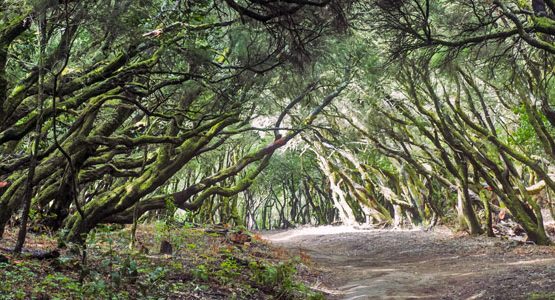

left=0, top=223, right=323, bottom=300
left=265, top=225, right=555, bottom=300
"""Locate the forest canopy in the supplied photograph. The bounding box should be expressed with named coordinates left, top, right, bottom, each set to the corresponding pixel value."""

left=2, top=0, right=555, bottom=251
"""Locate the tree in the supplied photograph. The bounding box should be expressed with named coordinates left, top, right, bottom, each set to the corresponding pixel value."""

left=0, top=0, right=352, bottom=244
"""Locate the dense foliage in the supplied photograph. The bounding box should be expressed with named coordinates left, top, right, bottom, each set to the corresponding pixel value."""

left=3, top=0, right=555, bottom=253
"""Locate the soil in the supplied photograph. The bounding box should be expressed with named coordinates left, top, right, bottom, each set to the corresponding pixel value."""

left=264, top=226, right=555, bottom=300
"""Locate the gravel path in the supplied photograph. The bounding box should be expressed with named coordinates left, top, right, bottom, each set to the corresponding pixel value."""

left=264, top=226, right=555, bottom=300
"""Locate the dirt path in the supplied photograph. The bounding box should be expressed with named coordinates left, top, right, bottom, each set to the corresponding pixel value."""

left=264, top=226, right=555, bottom=300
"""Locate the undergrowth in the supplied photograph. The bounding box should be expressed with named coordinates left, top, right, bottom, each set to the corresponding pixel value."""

left=0, top=222, right=323, bottom=299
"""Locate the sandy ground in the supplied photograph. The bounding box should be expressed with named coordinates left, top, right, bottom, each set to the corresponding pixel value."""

left=264, top=226, right=555, bottom=300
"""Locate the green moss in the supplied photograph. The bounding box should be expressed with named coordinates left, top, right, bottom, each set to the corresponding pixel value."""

left=8, top=83, right=26, bottom=98
left=534, top=16, right=555, bottom=29
left=528, top=292, right=555, bottom=300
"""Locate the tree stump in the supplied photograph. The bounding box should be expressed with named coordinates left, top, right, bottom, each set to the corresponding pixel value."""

left=159, top=240, right=172, bottom=255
